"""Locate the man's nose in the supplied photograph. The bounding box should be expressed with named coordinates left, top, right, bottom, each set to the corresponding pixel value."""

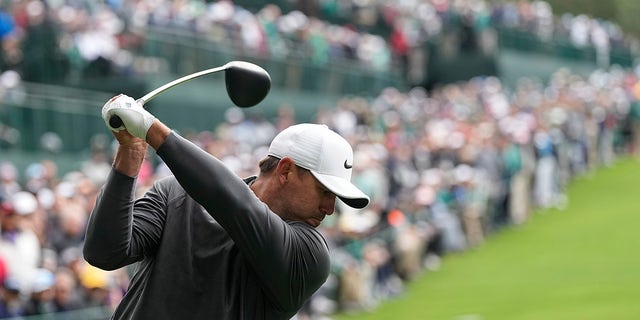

left=321, top=195, right=336, bottom=215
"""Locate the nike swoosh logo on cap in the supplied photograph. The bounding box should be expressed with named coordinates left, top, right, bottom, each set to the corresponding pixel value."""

left=344, top=160, right=353, bottom=169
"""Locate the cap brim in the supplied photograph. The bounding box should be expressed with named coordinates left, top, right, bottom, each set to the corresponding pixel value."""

left=310, top=172, right=370, bottom=209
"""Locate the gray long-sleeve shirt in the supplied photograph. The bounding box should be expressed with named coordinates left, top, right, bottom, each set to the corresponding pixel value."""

left=83, top=132, right=330, bottom=320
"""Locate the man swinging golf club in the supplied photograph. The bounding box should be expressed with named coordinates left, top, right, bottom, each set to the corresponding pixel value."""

left=83, top=92, right=370, bottom=319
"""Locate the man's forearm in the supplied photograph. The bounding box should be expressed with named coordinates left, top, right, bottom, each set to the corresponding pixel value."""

left=113, top=141, right=148, bottom=177
left=83, top=169, right=139, bottom=270
left=147, top=119, right=172, bottom=150
left=111, top=120, right=171, bottom=177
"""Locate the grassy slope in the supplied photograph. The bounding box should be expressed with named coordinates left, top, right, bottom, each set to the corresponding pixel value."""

left=337, top=158, right=640, bottom=320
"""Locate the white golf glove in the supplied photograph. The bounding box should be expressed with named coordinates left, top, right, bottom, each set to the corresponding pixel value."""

left=102, top=94, right=155, bottom=140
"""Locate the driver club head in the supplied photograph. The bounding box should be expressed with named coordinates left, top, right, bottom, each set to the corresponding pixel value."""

left=107, top=61, right=271, bottom=129
left=224, top=61, right=271, bottom=108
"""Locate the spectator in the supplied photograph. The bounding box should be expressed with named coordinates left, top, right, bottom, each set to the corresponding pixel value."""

left=0, top=191, right=41, bottom=293
left=48, top=200, right=86, bottom=255
left=52, top=267, right=85, bottom=312
left=78, top=263, right=112, bottom=309
left=533, top=124, right=560, bottom=208
left=81, top=149, right=113, bottom=187
left=23, top=268, right=56, bottom=316
left=0, top=276, right=25, bottom=318
left=0, top=162, right=20, bottom=201
left=20, top=0, right=69, bottom=83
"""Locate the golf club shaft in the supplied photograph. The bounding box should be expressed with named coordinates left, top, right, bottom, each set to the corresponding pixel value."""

left=109, top=64, right=230, bottom=128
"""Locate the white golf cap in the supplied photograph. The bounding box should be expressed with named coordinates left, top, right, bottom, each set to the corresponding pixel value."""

left=268, top=123, right=370, bottom=209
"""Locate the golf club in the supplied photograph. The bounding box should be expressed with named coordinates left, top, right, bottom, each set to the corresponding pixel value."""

left=108, top=61, right=271, bottom=128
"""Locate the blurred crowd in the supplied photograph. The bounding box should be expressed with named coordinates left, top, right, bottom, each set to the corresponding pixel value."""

left=296, top=66, right=640, bottom=317
left=0, top=0, right=637, bottom=85
left=2, top=64, right=640, bottom=318
left=0, top=153, right=125, bottom=318
left=3, top=0, right=640, bottom=319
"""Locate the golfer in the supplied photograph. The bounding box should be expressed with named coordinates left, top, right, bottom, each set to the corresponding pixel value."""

left=83, top=95, right=370, bottom=319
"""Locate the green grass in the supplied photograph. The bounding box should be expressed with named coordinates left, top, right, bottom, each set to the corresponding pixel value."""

left=336, top=158, right=640, bottom=320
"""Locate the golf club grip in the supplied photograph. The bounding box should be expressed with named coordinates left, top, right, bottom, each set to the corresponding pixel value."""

left=109, top=115, right=123, bottom=129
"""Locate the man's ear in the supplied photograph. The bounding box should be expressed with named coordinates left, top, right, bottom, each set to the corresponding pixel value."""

left=275, top=157, right=295, bottom=184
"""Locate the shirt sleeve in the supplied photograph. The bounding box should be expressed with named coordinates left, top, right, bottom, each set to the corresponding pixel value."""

left=83, top=169, right=170, bottom=271
left=156, top=131, right=330, bottom=310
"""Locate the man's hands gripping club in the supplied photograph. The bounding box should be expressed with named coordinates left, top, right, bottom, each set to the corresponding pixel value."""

left=102, top=94, right=168, bottom=177
left=102, top=94, right=156, bottom=140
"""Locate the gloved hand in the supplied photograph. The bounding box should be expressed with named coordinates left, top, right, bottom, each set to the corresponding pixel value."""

left=102, top=94, right=155, bottom=140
